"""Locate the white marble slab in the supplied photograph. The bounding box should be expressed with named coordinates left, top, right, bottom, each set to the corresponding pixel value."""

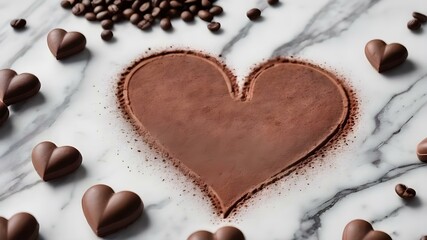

left=0, top=0, right=427, bottom=239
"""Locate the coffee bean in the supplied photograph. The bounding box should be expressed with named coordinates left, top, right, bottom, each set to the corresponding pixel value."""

left=139, top=2, right=151, bottom=13
left=159, top=0, right=170, bottom=9
left=137, top=20, right=152, bottom=30
left=144, top=13, right=154, bottom=22
left=132, top=0, right=142, bottom=11
left=72, top=3, right=86, bottom=16
left=413, top=12, right=427, bottom=23
left=93, top=5, right=105, bottom=14
left=185, top=0, right=199, bottom=4
left=130, top=13, right=141, bottom=24
left=85, top=12, right=97, bottom=21
left=123, top=8, right=135, bottom=19
left=181, top=11, right=194, bottom=22
left=160, top=18, right=172, bottom=30
left=10, top=19, right=26, bottom=29
left=268, top=0, right=279, bottom=5
left=170, top=1, right=182, bottom=8
left=408, top=18, right=421, bottom=30
left=209, top=5, right=223, bottom=16
left=247, top=8, right=261, bottom=20
left=395, top=184, right=416, bottom=199
left=152, top=7, right=161, bottom=17
left=101, top=30, right=114, bottom=41
left=60, top=0, right=73, bottom=9
left=207, top=21, right=220, bottom=32
left=81, top=0, right=91, bottom=8
left=201, top=0, right=211, bottom=8
left=198, top=10, right=213, bottom=22
left=92, top=0, right=104, bottom=6
left=108, top=4, right=120, bottom=14
left=168, top=9, right=179, bottom=18
left=101, top=19, right=114, bottom=29
left=112, top=14, right=122, bottom=22
left=189, top=5, right=198, bottom=14
left=96, top=10, right=111, bottom=20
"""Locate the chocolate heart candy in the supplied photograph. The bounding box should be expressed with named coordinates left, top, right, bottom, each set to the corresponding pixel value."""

left=364, top=39, right=408, bottom=73
left=31, top=141, right=82, bottom=181
left=0, top=101, right=9, bottom=127
left=343, top=219, right=391, bottom=240
left=47, top=28, right=86, bottom=60
left=82, top=184, right=143, bottom=237
left=416, top=138, right=427, bottom=162
left=120, top=51, right=350, bottom=216
left=0, top=212, right=39, bottom=240
left=0, top=69, right=41, bottom=106
left=188, top=226, right=245, bottom=240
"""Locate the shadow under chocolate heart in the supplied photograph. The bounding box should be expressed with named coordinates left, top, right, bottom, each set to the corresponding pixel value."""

left=118, top=50, right=353, bottom=217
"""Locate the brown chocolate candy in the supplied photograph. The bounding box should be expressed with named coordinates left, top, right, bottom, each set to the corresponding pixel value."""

left=247, top=8, right=261, bottom=20
left=31, top=141, right=82, bottom=181
left=82, top=184, right=143, bottom=237
left=417, top=138, right=427, bottom=162
left=10, top=19, right=26, bottom=29
left=407, top=19, right=422, bottom=30
left=0, top=212, right=39, bottom=240
left=342, top=219, right=392, bottom=240
left=364, top=39, right=408, bottom=73
left=47, top=28, right=86, bottom=60
left=395, top=184, right=416, bottom=199
left=0, top=69, right=41, bottom=106
left=413, top=12, right=427, bottom=23
left=188, top=226, right=245, bottom=240
left=0, top=101, right=9, bottom=127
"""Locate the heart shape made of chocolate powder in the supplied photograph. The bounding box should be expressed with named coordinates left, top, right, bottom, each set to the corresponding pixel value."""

left=187, top=226, right=245, bottom=240
left=31, top=141, right=82, bottom=181
left=82, top=184, right=143, bottom=237
left=342, top=219, right=392, bottom=240
left=0, top=212, right=39, bottom=240
left=120, top=51, right=350, bottom=217
left=0, top=69, right=41, bottom=106
left=364, top=39, right=408, bottom=73
left=47, top=28, right=86, bottom=60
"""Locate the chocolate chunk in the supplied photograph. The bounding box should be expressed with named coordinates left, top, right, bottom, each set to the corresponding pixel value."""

left=82, top=184, right=143, bottom=237
left=0, top=69, right=41, bottom=106
left=267, top=0, right=279, bottom=5
left=188, top=226, right=245, bottom=240
left=10, top=19, right=26, bottom=29
left=207, top=21, right=221, bottom=32
left=160, top=18, right=172, bottom=30
left=47, top=28, right=86, bottom=60
left=72, top=3, right=86, bottom=16
left=413, top=12, right=427, bottom=23
left=417, top=138, right=427, bottom=162
left=101, top=30, right=114, bottom=41
left=31, top=141, right=82, bottom=181
left=247, top=8, right=261, bottom=20
left=0, top=101, right=8, bottom=127
left=364, top=39, right=408, bottom=73
left=343, top=219, right=392, bottom=240
left=101, top=19, right=114, bottom=29
left=395, top=184, right=416, bottom=199
left=0, top=212, right=39, bottom=240
left=408, top=18, right=421, bottom=30
left=209, top=5, right=223, bottom=16
left=198, top=10, right=213, bottom=22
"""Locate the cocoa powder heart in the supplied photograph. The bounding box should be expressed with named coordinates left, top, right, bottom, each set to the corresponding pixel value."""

left=120, top=51, right=351, bottom=216
left=0, top=69, right=41, bottom=106
left=364, top=39, right=408, bottom=73
left=342, top=219, right=392, bottom=240
left=0, top=212, right=39, bottom=240
left=47, top=28, right=86, bottom=60
left=82, top=184, right=143, bottom=237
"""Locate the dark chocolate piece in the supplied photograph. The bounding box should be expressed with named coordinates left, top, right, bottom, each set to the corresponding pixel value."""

left=101, top=30, right=114, bottom=41
left=342, top=219, right=391, bottom=240
left=10, top=19, right=26, bottom=29
left=417, top=138, right=427, bottom=162
left=188, top=226, right=245, bottom=240
left=395, top=184, right=416, bottom=199
left=0, top=101, right=8, bottom=127
left=82, top=184, right=143, bottom=237
left=120, top=51, right=350, bottom=217
left=413, top=12, right=427, bottom=23
left=47, top=28, right=86, bottom=60
left=246, top=8, right=261, bottom=20
left=207, top=21, right=221, bottom=32
left=0, top=212, right=39, bottom=240
left=364, top=39, right=408, bottom=73
left=407, top=19, right=421, bottom=30
left=0, top=69, right=41, bottom=106
left=31, top=141, right=82, bottom=181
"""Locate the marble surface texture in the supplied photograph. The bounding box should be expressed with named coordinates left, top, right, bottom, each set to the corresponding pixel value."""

left=1, top=0, right=427, bottom=239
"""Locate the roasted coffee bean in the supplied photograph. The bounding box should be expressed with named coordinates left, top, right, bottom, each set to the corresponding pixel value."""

left=137, top=20, right=152, bottom=30
left=168, top=9, right=179, bottom=18
left=92, top=0, right=104, bottom=6
left=130, top=13, right=141, bottom=24
left=108, top=4, right=120, bottom=14
left=189, top=5, right=198, bottom=14
left=111, top=14, right=122, bottom=22
left=408, top=19, right=421, bottom=30
left=201, top=0, right=211, bottom=7
left=207, top=21, right=220, bottom=32
left=395, top=184, right=416, bottom=199
left=181, top=11, right=194, bottom=22
left=268, top=0, right=279, bottom=5
left=247, top=8, right=261, bottom=20
left=72, top=3, right=86, bottom=16
left=85, top=12, right=97, bottom=21
left=96, top=10, right=111, bottom=20
left=170, top=1, right=182, bottom=8
left=101, top=19, right=114, bottom=29
left=209, top=5, right=223, bottom=16
left=94, top=5, right=105, bottom=14
left=101, top=30, right=114, bottom=41
left=132, top=0, right=142, bottom=10
left=160, top=18, right=172, bottom=30
left=159, top=1, right=169, bottom=9
left=10, top=19, right=26, bottom=29
left=198, top=10, right=213, bottom=22
left=139, top=2, right=151, bottom=13
left=151, top=7, right=161, bottom=17
left=185, top=0, right=199, bottom=4
left=61, top=0, right=73, bottom=9
left=143, top=13, right=154, bottom=22
left=413, top=12, right=427, bottom=23
left=123, top=8, right=135, bottom=19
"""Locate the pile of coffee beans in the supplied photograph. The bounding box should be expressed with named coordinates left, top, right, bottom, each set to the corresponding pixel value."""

left=60, top=0, right=225, bottom=36
left=407, top=11, right=427, bottom=31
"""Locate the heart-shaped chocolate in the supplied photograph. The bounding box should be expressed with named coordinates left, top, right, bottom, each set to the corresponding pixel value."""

left=188, top=226, right=245, bottom=240
left=82, top=184, right=143, bottom=237
left=0, top=212, right=39, bottom=240
left=416, top=138, right=427, bottom=162
left=31, top=141, right=82, bottom=181
left=120, top=51, right=350, bottom=216
left=0, top=69, right=41, bottom=106
left=364, top=39, right=408, bottom=73
left=47, top=28, right=86, bottom=60
left=343, top=219, right=391, bottom=240
left=0, top=101, right=9, bottom=127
